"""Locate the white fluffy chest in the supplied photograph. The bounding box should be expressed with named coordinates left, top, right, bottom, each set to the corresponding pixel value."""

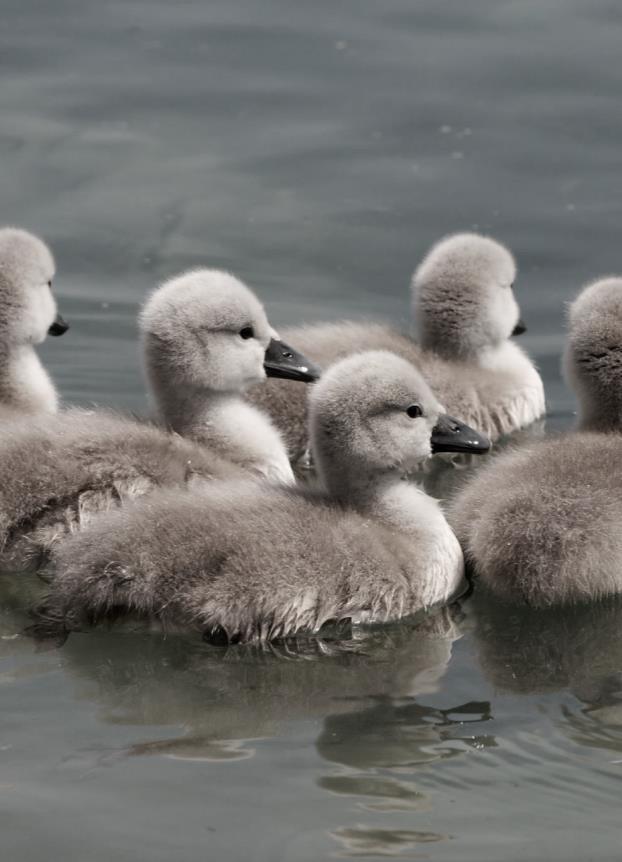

left=377, top=484, right=465, bottom=608
left=9, top=348, right=57, bottom=413
left=419, top=518, right=464, bottom=608
left=479, top=342, right=545, bottom=432
left=210, top=400, right=294, bottom=485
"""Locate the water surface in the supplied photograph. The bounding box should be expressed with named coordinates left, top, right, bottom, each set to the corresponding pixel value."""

left=1, top=0, right=621, bottom=858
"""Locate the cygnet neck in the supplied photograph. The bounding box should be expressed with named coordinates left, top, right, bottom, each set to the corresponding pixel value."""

left=317, top=455, right=442, bottom=534
left=0, top=342, right=58, bottom=414
left=418, top=331, right=474, bottom=362
left=149, top=373, right=294, bottom=485
left=564, top=342, right=622, bottom=434
left=576, top=390, right=622, bottom=434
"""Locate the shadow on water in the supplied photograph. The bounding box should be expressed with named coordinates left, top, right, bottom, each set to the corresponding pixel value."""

left=0, top=573, right=52, bottom=676
left=472, top=591, right=622, bottom=756
left=330, top=825, right=449, bottom=856
left=49, top=604, right=476, bottom=856
left=308, top=593, right=622, bottom=859
left=3, top=571, right=622, bottom=858
left=45, top=605, right=464, bottom=765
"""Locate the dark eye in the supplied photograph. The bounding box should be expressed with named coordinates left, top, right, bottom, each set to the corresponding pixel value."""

left=239, top=326, right=254, bottom=340
left=47, top=280, right=52, bottom=289
left=406, top=404, right=423, bottom=419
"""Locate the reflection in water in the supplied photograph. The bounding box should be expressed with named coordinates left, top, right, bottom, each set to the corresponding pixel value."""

left=317, top=697, right=493, bottom=854
left=318, top=775, right=426, bottom=812
left=313, top=596, right=622, bottom=860
left=473, top=593, right=622, bottom=757
left=55, top=607, right=462, bottom=763
left=332, top=825, right=447, bottom=857
left=562, top=703, right=622, bottom=759
left=317, top=699, right=494, bottom=771
left=0, top=575, right=54, bottom=683
left=127, top=736, right=258, bottom=763
left=308, top=611, right=492, bottom=859
left=316, top=698, right=496, bottom=856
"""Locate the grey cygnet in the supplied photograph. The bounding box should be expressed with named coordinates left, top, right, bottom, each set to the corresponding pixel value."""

left=248, top=232, right=544, bottom=463
left=0, top=227, right=68, bottom=418
left=38, top=350, right=489, bottom=643
left=0, top=269, right=317, bottom=568
left=449, top=277, right=622, bottom=607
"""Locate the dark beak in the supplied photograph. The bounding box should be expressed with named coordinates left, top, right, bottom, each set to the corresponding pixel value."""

left=431, top=414, right=490, bottom=455
left=512, top=318, right=527, bottom=336
left=48, top=314, right=69, bottom=337
left=264, top=338, right=321, bottom=383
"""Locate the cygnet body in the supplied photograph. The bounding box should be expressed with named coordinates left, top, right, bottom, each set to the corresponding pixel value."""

left=38, top=351, right=490, bottom=643
left=249, top=233, right=544, bottom=462
left=0, top=227, right=68, bottom=418
left=0, top=269, right=317, bottom=567
left=449, top=277, right=622, bottom=606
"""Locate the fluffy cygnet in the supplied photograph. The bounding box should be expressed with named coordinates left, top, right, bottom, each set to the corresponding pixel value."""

left=0, top=269, right=317, bottom=568
left=248, top=233, right=544, bottom=462
left=139, top=268, right=318, bottom=483
left=37, top=351, right=490, bottom=643
left=449, top=277, right=622, bottom=607
left=0, top=227, right=69, bottom=417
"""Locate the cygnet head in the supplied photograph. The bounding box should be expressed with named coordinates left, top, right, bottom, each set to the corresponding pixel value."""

left=140, top=268, right=319, bottom=398
left=412, top=233, right=523, bottom=360
left=0, top=227, right=68, bottom=347
left=309, top=350, right=490, bottom=500
left=563, top=277, right=622, bottom=432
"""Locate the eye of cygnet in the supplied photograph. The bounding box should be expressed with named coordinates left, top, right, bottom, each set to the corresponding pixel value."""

left=406, top=404, right=423, bottom=418
left=239, top=326, right=254, bottom=339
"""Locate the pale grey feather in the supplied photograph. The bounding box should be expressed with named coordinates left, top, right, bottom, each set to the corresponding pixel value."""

left=0, top=408, right=243, bottom=571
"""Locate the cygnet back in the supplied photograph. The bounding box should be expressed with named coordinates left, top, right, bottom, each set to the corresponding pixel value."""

left=0, top=409, right=243, bottom=571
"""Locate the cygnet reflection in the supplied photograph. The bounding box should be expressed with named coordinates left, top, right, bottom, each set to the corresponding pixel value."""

left=52, top=607, right=463, bottom=764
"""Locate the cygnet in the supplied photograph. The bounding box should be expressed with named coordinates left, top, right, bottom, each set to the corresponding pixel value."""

left=249, top=233, right=544, bottom=462
left=0, top=269, right=318, bottom=567
left=37, top=350, right=490, bottom=643
left=449, top=277, right=622, bottom=606
left=0, top=227, right=68, bottom=417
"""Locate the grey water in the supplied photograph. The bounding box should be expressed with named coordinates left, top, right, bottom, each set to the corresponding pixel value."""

left=1, top=0, right=622, bottom=858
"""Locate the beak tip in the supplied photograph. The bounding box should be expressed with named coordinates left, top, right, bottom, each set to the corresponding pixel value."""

left=48, top=314, right=69, bottom=337
left=264, top=338, right=321, bottom=383
left=430, top=414, right=491, bottom=456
